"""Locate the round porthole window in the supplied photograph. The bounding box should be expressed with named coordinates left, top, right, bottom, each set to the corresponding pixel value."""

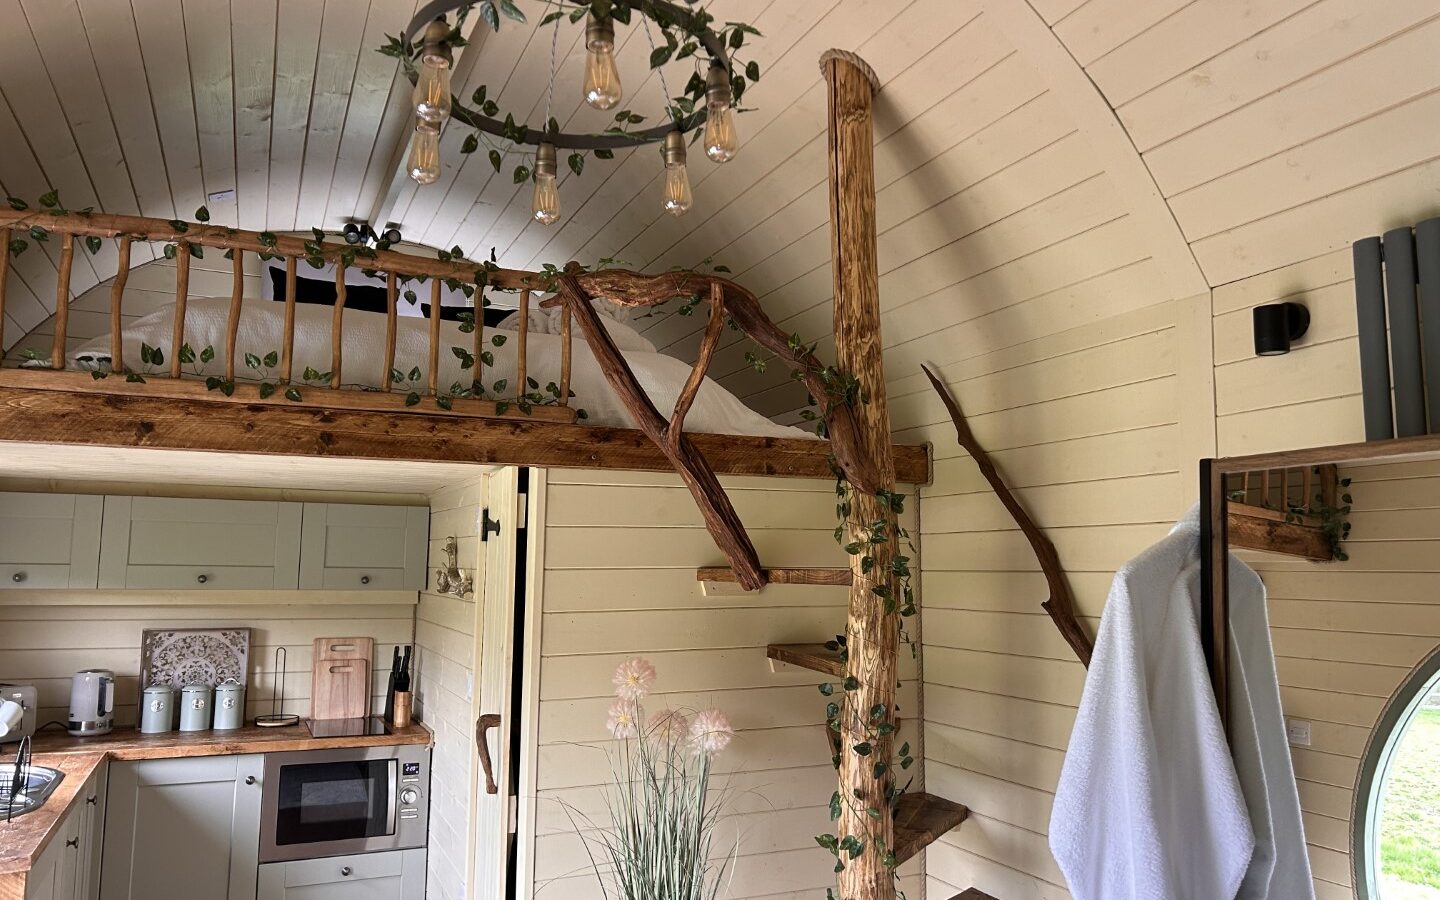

left=1353, top=644, right=1440, bottom=900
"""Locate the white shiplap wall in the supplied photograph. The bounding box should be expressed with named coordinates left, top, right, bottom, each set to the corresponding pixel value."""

left=415, top=475, right=486, bottom=900
left=526, top=468, right=923, bottom=900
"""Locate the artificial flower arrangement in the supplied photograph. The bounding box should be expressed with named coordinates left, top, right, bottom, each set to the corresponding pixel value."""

left=575, top=657, right=737, bottom=900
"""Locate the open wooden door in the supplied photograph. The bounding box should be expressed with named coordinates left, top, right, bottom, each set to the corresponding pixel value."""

left=468, top=466, right=527, bottom=900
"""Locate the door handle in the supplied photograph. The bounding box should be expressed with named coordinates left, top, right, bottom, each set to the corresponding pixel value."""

left=476, top=713, right=502, bottom=795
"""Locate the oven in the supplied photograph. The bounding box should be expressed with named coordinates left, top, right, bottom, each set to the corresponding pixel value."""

left=259, top=745, right=429, bottom=862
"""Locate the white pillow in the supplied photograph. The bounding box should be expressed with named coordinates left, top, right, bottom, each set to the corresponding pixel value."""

left=496, top=300, right=656, bottom=353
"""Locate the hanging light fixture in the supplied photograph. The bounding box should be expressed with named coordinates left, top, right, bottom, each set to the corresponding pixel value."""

left=414, top=19, right=454, bottom=124
left=661, top=130, right=692, bottom=217
left=532, top=142, right=560, bottom=225
left=583, top=14, right=622, bottom=110
left=408, top=120, right=442, bottom=185
left=703, top=61, right=739, bottom=163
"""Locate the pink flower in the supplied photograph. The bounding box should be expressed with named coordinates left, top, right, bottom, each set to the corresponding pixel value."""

left=612, top=658, right=657, bottom=701
left=606, top=698, right=639, bottom=739
left=688, top=708, right=734, bottom=755
left=647, top=708, right=690, bottom=741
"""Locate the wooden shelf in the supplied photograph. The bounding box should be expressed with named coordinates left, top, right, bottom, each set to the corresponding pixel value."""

left=1228, top=503, right=1332, bottom=561
left=766, top=643, right=845, bottom=677
left=893, top=791, right=969, bottom=865
left=698, top=567, right=853, bottom=586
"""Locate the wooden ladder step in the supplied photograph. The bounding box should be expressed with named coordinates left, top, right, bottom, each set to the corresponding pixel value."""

left=767, top=642, right=844, bottom=677
left=698, top=566, right=853, bottom=586
left=893, top=791, right=969, bottom=866
left=950, top=890, right=999, bottom=900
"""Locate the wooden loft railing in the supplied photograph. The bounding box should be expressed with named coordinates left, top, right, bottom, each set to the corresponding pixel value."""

left=1224, top=463, right=1339, bottom=561
left=0, top=209, right=577, bottom=423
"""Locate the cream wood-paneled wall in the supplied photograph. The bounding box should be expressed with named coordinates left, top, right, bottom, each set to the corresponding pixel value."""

left=414, top=475, right=485, bottom=900
left=914, top=298, right=1215, bottom=900
left=526, top=469, right=922, bottom=900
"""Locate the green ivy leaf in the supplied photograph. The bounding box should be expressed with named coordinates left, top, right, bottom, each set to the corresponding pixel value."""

left=852, top=742, right=872, bottom=756
left=461, top=133, right=479, bottom=154
left=6, top=197, right=26, bottom=211
left=491, top=333, right=507, bottom=347
left=437, top=394, right=453, bottom=410
left=244, top=352, right=262, bottom=371
left=405, top=391, right=421, bottom=407
left=512, top=165, right=530, bottom=184
left=8, top=238, right=27, bottom=257
left=495, top=400, right=509, bottom=415
left=38, top=190, right=59, bottom=208
left=84, top=235, right=102, bottom=255
left=567, top=153, right=585, bottom=177
left=200, top=346, right=215, bottom=364
left=829, top=792, right=841, bottom=821
left=284, top=387, right=302, bottom=402
left=29, top=226, right=48, bottom=243
left=195, top=205, right=211, bottom=222
left=258, top=382, right=276, bottom=400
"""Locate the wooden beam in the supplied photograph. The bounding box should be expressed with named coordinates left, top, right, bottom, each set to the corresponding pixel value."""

left=0, top=384, right=931, bottom=481
left=766, top=643, right=845, bottom=677
left=823, top=47, right=897, bottom=900
left=700, top=567, right=852, bottom=586
left=1228, top=503, right=1333, bottom=561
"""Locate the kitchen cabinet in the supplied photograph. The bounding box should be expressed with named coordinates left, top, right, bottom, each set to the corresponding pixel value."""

left=0, top=492, right=102, bottom=589
left=257, top=849, right=426, bottom=900
left=100, top=755, right=263, bottom=900
left=24, top=764, right=103, bottom=900
left=298, top=504, right=429, bottom=591
left=98, top=497, right=302, bottom=590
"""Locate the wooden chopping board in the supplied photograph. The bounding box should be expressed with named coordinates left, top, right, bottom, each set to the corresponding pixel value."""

left=311, top=637, right=374, bottom=720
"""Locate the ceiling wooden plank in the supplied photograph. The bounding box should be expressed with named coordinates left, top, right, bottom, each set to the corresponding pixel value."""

left=75, top=0, right=174, bottom=221
left=324, top=0, right=423, bottom=227
left=0, top=99, right=63, bottom=341
left=294, top=0, right=372, bottom=229
left=130, top=0, right=207, bottom=226
left=268, top=0, right=326, bottom=231
left=183, top=0, right=239, bottom=226
left=231, top=0, right=278, bottom=231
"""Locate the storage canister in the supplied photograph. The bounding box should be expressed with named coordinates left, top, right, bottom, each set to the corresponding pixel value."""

left=213, top=680, right=245, bottom=730
left=139, top=685, right=175, bottom=734
left=179, top=683, right=212, bottom=732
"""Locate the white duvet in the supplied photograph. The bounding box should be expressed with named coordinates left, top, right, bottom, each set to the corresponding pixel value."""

left=67, top=297, right=814, bottom=440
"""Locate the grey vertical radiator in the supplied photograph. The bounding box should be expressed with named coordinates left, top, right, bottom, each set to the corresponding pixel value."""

left=1354, top=217, right=1440, bottom=439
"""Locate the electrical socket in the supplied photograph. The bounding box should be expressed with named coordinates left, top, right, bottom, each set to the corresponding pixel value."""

left=1285, top=717, right=1312, bottom=747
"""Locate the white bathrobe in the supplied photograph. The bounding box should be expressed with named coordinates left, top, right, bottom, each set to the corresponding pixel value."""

left=1049, top=506, right=1313, bottom=900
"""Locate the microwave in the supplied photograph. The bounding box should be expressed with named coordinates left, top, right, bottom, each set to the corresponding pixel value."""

left=259, top=745, right=430, bottom=863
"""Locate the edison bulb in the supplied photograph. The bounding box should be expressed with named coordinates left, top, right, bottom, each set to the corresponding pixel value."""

left=583, top=16, right=622, bottom=109
left=704, top=105, right=739, bottom=163
left=414, top=55, right=452, bottom=124
left=663, top=163, right=692, bottom=217
left=532, top=172, right=560, bottom=225
left=408, top=125, right=441, bottom=185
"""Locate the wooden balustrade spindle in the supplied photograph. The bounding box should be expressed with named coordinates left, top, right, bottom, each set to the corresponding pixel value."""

left=516, top=288, right=530, bottom=400
left=1301, top=466, right=1314, bottom=509
left=330, top=263, right=346, bottom=389
left=558, top=305, right=572, bottom=407
left=110, top=237, right=132, bottom=371
left=472, top=286, right=485, bottom=394
left=281, top=256, right=297, bottom=383
left=225, top=250, right=243, bottom=382
left=1259, top=469, right=1271, bottom=507
left=171, top=243, right=191, bottom=378
left=0, top=227, right=10, bottom=361
left=383, top=272, right=397, bottom=391
left=427, top=279, right=441, bottom=396
left=51, top=233, right=75, bottom=369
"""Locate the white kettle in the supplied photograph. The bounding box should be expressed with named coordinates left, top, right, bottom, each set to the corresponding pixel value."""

left=67, top=669, right=116, bottom=736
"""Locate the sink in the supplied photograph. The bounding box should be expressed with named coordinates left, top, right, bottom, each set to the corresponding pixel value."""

left=0, top=765, right=64, bottom=820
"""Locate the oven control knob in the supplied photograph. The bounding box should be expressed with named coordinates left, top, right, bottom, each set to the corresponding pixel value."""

left=400, top=787, right=419, bottom=806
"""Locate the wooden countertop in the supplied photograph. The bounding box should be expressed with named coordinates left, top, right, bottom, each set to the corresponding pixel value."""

left=0, top=720, right=432, bottom=894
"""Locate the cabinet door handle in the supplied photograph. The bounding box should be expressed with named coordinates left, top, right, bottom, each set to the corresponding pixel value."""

left=11, top=571, right=24, bottom=583
left=86, top=796, right=96, bottom=805
left=340, top=867, right=353, bottom=877
left=245, top=775, right=257, bottom=785
left=360, top=575, right=370, bottom=585
left=65, top=838, right=79, bottom=848
left=196, top=574, right=209, bottom=584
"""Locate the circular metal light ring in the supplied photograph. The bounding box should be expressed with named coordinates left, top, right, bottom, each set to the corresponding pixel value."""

left=402, top=0, right=731, bottom=150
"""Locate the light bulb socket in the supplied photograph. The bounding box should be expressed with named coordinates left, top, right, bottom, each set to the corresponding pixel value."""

left=585, top=14, right=615, bottom=51
left=705, top=60, right=732, bottom=110
left=663, top=130, right=687, bottom=168
left=535, top=142, right=558, bottom=178
left=420, top=18, right=453, bottom=67
left=1253, top=302, right=1310, bottom=356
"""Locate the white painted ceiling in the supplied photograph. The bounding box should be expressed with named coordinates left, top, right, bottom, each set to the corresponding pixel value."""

left=2, top=0, right=1438, bottom=424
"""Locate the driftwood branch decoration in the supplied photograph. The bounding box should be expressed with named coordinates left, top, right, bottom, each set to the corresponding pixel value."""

left=922, top=364, right=1093, bottom=667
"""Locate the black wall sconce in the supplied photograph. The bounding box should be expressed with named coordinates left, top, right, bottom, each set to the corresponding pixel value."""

left=342, top=221, right=403, bottom=248
left=1253, top=302, right=1310, bottom=356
